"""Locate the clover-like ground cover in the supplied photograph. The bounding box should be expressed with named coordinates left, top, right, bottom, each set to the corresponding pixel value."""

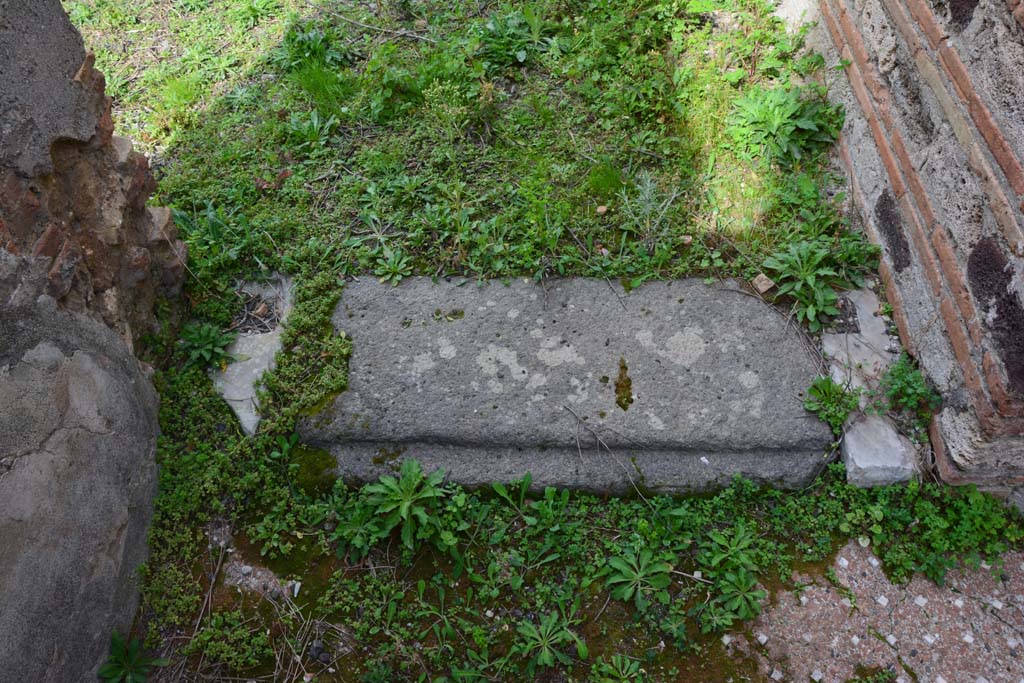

left=66, top=0, right=1022, bottom=680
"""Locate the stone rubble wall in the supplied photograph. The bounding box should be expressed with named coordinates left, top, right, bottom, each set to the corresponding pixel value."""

left=0, top=0, right=186, bottom=345
left=818, top=0, right=1024, bottom=485
left=0, top=0, right=178, bottom=679
left=0, top=252, right=160, bottom=682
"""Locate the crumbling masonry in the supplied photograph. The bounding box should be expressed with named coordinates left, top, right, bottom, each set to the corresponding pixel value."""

left=819, top=0, right=1024, bottom=485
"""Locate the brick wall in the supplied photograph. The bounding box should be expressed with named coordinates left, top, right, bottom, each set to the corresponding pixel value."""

left=818, top=0, right=1024, bottom=484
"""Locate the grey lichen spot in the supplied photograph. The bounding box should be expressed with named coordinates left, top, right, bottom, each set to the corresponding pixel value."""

left=412, top=352, right=436, bottom=375
left=646, top=412, right=666, bottom=430
left=537, top=336, right=585, bottom=367
left=566, top=376, right=589, bottom=404
left=437, top=337, right=457, bottom=360
left=476, top=344, right=528, bottom=383
left=636, top=327, right=707, bottom=367
left=738, top=370, right=760, bottom=389
left=729, top=393, right=764, bottom=419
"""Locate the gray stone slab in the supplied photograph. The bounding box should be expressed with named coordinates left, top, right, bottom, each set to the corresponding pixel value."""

left=842, top=414, right=917, bottom=487
left=211, top=275, right=293, bottom=435
left=823, top=287, right=899, bottom=406
left=299, top=277, right=833, bottom=493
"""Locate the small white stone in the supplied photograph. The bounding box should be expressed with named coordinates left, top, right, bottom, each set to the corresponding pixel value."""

left=802, top=633, right=812, bottom=643
left=800, top=594, right=809, bottom=605
left=758, top=633, right=769, bottom=645
left=989, top=598, right=1004, bottom=609
left=936, top=677, right=947, bottom=683
left=693, top=570, right=702, bottom=580
left=811, top=671, right=824, bottom=682
left=896, top=677, right=908, bottom=683
left=485, top=609, right=494, bottom=618
left=838, top=556, right=849, bottom=568
left=851, top=635, right=860, bottom=645
left=700, top=456, right=710, bottom=464
left=876, top=595, right=890, bottom=607
left=954, top=598, right=965, bottom=608
left=976, top=677, right=990, bottom=683
left=1008, top=637, right=1020, bottom=649
left=963, top=632, right=975, bottom=644
left=923, top=634, right=936, bottom=645
left=868, top=556, right=880, bottom=568
left=721, top=634, right=733, bottom=646
left=771, top=670, right=784, bottom=681
left=886, top=634, right=897, bottom=646
left=842, top=414, right=916, bottom=485
left=914, top=595, right=928, bottom=607
left=981, top=561, right=991, bottom=570
left=841, top=597, right=852, bottom=608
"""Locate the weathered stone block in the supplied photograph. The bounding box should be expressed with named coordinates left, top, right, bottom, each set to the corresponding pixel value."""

left=842, top=413, right=918, bottom=485
left=0, top=0, right=184, bottom=342
left=300, top=278, right=832, bottom=493
left=0, top=255, right=158, bottom=681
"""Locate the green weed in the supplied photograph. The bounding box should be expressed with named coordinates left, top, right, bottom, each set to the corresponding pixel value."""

left=727, top=85, right=843, bottom=167
left=805, top=375, right=860, bottom=435
left=178, top=322, right=236, bottom=369
left=604, top=548, right=674, bottom=613
left=875, top=353, right=942, bottom=433
left=508, top=609, right=588, bottom=675
left=763, top=239, right=841, bottom=331
left=98, top=632, right=168, bottom=683
left=183, top=610, right=274, bottom=670
left=590, top=655, right=646, bottom=683
left=364, top=459, right=449, bottom=550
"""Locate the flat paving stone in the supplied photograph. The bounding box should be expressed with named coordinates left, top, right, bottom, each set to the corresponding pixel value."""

left=299, top=277, right=832, bottom=493
left=211, top=275, right=293, bottom=435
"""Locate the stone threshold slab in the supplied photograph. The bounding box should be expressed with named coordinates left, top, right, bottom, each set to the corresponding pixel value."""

left=299, top=277, right=832, bottom=493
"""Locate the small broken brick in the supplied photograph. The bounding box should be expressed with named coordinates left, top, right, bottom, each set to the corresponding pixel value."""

left=752, top=273, right=775, bottom=294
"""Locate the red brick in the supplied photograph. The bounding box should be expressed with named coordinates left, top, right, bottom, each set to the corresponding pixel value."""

left=899, top=193, right=943, bottom=296
left=972, top=155, right=1024, bottom=251
left=877, top=0, right=925, bottom=59
left=835, top=1, right=901, bottom=130
left=0, top=218, right=19, bottom=255
left=928, top=417, right=968, bottom=484
left=937, top=44, right=1024, bottom=195
left=833, top=11, right=899, bottom=134
left=819, top=0, right=846, bottom=52
left=47, top=241, right=79, bottom=298
left=939, top=298, right=998, bottom=426
left=838, top=139, right=886, bottom=250
left=982, top=352, right=1024, bottom=417
left=31, top=223, right=63, bottom=259
left=929, top=393, right=1024, bottom=486
left=931, top=227, right=982, bottom=345
left=900, top=0, right=945, bottom=48
left=97, top=99, right=114, bottom=146
left=890, top=131, right=937, bottom=229
left=835, top=5, right=894, bottom=129
left=863, top=111, right=909, bottom=199
left=878, top=261, right=913, bottom=345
